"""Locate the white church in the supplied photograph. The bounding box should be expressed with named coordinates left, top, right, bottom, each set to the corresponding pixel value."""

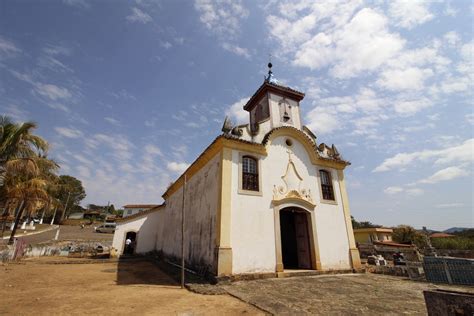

left=112, top=64, right=361, bottom=278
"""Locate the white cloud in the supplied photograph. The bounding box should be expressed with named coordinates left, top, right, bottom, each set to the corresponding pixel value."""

left=194, top=0, right=248, bottom=38
left=377, top=67, right=433, bottom=91
left=55, top=127, right=83, bottom=139
left=444, top=31, right=461, bottom=47
left=435, top=203, right=464, bottom=209
left=38, top=55, right=74, bottom=73
left=384, top=186, right=424, bottom=196
left=306, top=108, right=340, bottom=135
left=374, top=138, right=474, bottom=172
left=43, top=44, right=72, bottom=56
left=109, top=89, right=137, bottom=101
left=77, top=165, right=91, bottom=178
left=419, top=166, right=467, bottom=184
left=104, top=117, right=121, bottom=126
left=35, top=83, right=72, bottom=100
left=221, top=42, right=250, bottom=59
left=225, top=97, right=249, bottom=125
left=145, top=144, right=163, bottom=157
left=393, top=97, right=432, bottom=115
left=167, top=162, right=189, bottom=174
left=160, top=41, right=172, bottom=49
left=63, top=0, right=90, bottom=9
left=406, top=188, right=424, bottom=196
left=0, top=36, right=21, bottom=58
left=388, top=0, right=434, bottom=29
left=47, top=103, right=70, bottom=113
left=194, top=0, right=249, bottom=59
left=443, top=2, right=458, bottom=17
left=466, top=114, right=474, bottom=125
left=384, top=186, right=403, bottom=194
left=10, top=70, right=73, bottom=101
left=126, top=7, right=152, bottom=24
left=291, top=8, right=405, bottom=78
left=2, top=104, right=29, bottom=122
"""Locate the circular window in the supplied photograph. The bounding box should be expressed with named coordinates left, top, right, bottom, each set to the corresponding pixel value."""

left=285, top=138, right=293, bottom=147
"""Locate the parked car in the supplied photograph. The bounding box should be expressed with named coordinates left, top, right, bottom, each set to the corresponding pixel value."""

left=95, top=223, right=116, bottom=233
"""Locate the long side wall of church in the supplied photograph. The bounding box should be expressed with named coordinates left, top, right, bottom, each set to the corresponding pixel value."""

left=154, top=153, right=220, bottom=274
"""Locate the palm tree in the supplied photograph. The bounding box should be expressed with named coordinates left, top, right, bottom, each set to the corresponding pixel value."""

left=3, top=157, right=50, bottom=243
left=0, top=116, right=48, bottom=163
left=0, top=116, right=51, bottom=243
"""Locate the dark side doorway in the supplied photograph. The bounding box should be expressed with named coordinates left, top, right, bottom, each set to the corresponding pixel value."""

left=124, top=231, right=137, bottom=255
left=280, top=208, right=312, bottom=269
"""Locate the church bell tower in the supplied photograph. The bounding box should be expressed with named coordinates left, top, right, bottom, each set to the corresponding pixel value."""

left=243, top=63, right=305, bottom=138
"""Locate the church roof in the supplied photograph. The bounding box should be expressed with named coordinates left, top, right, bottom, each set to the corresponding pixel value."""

left=262, top=126, right=350, bottom=166
left=243, top=81, right=305, bottom=111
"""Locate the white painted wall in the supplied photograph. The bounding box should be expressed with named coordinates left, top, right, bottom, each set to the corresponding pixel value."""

left=123, top=207, right=149, bottom=217
left=153, top=153, right=220, bottom=273
left=268, top=92, right=302, bottom=130
left=112, top=210, right=161, bottom=255
left=230, top=134, right=351, bottom=273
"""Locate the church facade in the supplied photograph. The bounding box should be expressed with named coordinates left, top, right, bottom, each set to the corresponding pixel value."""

left=112, top=68, right=361, bottom=277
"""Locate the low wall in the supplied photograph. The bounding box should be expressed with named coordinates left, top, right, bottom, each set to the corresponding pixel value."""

left=424, top=290, right=474, bottom=315
left=0, top=240, right=110, bottom=262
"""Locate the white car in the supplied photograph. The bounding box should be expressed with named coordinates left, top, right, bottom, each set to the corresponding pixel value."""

left=95, top=224, right=116, bottom=233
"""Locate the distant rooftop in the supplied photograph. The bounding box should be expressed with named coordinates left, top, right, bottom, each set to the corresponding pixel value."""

left=123, top=204, right=160, bottom=209
left=353, top=227, right=393, bottom=233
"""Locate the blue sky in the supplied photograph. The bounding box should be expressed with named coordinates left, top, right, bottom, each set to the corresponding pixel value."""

left=1, top=0, right=472, bottom=230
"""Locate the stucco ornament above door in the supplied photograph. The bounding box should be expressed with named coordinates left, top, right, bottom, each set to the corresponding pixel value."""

left=272, top=150, right=315, bottom=209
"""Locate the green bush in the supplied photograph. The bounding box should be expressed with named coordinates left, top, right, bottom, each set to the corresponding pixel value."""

left=431, top=237, right=474, bottom=250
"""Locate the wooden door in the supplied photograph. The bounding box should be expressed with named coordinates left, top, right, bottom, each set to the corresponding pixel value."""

left=294, top=212, right=311, bottom=269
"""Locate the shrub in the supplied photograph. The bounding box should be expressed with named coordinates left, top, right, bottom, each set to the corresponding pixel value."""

left=431, top=237, right=474, bottom=250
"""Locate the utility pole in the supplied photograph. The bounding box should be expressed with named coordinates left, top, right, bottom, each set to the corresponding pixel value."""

left=181, top=174, right=187, bottom=289
left=50, top=206, right=58, bottom=225
left=60, top=192, right=71, bottom=223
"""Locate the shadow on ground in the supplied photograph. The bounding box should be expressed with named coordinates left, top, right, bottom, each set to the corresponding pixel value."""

left=115, top=256, right=177, bottom=286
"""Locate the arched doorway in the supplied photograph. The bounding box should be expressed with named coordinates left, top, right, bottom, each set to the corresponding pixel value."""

left=280, top=207, right=312, bottom=269
left=123, top=231, right=137, bottom=255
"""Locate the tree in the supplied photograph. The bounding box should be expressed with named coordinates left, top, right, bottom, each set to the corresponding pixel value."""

left=0, top=116, right=48, bottom=192
left=3, top=157, right=50, bottom=243
left=0, top=117, right=52, bottom=243
left=351, top=216, right=380, bottom=229
left=392, top=225, right=429, bottom=249
left=56, top=175, right=86, bottom=221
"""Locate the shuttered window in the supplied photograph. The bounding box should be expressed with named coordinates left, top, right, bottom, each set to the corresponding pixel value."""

left=319, top=170, right=335, bottom=201
left=242, top=156, right=259, bottom=191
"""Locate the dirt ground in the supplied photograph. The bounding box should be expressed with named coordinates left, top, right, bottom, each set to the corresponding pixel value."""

left=0, top=258, right=263, bottom=316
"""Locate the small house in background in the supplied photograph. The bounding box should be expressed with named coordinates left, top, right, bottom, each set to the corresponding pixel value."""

left=354, top=227, right=420, bottom=261
left=354, top=227, right=393, bottom=244
left=123, top=204, right=160, bottom=218
left=429, top=232, right=455, bottom=239
left=83, top=210, right=103, bottom=219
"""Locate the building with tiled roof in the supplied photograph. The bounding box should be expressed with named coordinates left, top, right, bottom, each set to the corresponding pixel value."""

left=122, top=204, right=160, bottom=217
left=112, top=64, right=361, bottom=278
